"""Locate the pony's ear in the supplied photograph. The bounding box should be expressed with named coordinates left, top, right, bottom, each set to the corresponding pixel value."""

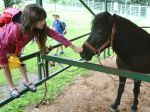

left=109, top=14, right=116, bottom=22
left=103, top=11, right=112, bottom=22
left=105, top=11, right=111, bottom=18
left=108, top=15, right=113, bottom=23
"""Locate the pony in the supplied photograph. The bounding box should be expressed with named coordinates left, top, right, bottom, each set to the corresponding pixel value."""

left=80, top=11, right=150, bottom=112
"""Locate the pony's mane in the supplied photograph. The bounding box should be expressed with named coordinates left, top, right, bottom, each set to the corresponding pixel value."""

left=109, top=14, right=150, bottom=69
left=92, top=11, right=112, bottom=27
left=113, top=14, right=150, bottom=52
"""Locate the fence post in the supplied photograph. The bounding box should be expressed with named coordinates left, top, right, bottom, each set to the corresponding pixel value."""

left=92, top=0, right=94, bottom=8
left=105, top=0, right=107, bottom=11
left=45, top=61, right=49, bottom=77
left=36, top=0, right=42, bottom=6
left=37, top=54, right=42, bottom=80
left=129, top=4, right=131, bottom=16
left=146, top=6, right=150, bottom=25
left=138, top=4, right=141, bottom=17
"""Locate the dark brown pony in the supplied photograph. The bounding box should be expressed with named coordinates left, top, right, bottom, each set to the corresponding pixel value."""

left=80, top=11, right=150, bottom=112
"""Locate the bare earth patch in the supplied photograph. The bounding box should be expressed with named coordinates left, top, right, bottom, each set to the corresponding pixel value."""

left=25, top=56, right=150, bottom=112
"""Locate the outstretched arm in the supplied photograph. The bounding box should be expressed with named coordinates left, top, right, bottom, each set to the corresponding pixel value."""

left=68, top=44, right=83, bottom=53
left=46, top=27, right=83, bottom=53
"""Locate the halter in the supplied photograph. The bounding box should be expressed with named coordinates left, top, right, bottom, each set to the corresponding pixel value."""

left=85, top=22, right=116, bottom=54
left=84, top=22, right=116, bottom=65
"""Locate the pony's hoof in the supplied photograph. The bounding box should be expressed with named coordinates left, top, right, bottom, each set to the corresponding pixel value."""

left=131, top=105, right=137, bottom=112
left=131, top=109, right=137, bottom=112
left=108, top=107, right=119, bottom=112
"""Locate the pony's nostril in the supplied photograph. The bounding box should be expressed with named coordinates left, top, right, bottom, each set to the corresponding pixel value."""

left=80, top=52, right=84, bottom=58
left=82, top=51, right=86, bottom=58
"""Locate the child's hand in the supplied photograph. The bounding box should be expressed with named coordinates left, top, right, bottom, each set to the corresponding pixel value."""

left=69, top=44, right=83, bottom=53
left=48, top=45, right=53, bottom=51
left=46, top=45, right=53, bottom=54
left=46, top=47, right=49, bottom=54
left=73, top=46, right=83, bottom=53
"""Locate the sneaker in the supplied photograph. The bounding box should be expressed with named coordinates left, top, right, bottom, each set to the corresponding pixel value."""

left=23, top=83, right=37, bottom=92
left=10, top=88, right=20, bottom=99
left=59, top=51, right=64, bottom=54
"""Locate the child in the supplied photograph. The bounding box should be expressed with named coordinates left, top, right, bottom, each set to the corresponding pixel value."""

left=0, top=4, right=83, bottom=99
left=52, top=14, right=67, bottom=56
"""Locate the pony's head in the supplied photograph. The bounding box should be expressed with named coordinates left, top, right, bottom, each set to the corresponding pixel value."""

left=80, top=12, right=114, bottom=61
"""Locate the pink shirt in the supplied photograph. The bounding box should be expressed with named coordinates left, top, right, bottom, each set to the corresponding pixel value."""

left=0, top=22, right=71, bottom=65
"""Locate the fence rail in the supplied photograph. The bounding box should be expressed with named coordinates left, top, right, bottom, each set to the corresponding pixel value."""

left=42, top=55, right=150, bottom=82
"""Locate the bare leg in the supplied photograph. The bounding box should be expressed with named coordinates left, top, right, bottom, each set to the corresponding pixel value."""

left=60, top=46, right=63, bottom=52
left=3, top=65, right=16, bottom=89
left=19, top=64, right=36, bottom=92
left=55, top=47, right=59, bottom=55
left=2, top=65, right=20, bottom=98
left=111, top=77, right=126, bottom=110
left=19, top=64, right=29, bottom=84
left=131, top=80, right=141, bottom=112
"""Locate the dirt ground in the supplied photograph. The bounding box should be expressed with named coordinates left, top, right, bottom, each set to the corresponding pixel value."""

left=25, top=56, right=150, bottom=112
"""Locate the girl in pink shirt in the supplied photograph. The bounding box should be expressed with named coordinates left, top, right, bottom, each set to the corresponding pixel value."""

left=0, top=4, right=83, bottom=98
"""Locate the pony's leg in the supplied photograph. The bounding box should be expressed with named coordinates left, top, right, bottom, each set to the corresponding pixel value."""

left=111, top=77, right=126, bottom=110
left=131, top=80, right=141, bottom=112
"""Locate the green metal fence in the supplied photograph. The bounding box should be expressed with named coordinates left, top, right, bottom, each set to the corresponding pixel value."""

left=42, top=55, right=150, bottom=82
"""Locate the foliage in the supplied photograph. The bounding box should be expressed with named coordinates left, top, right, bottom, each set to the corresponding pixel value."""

left=131, top=0, right=150, bottom=5
left=95, top=0, right=149, bottom=5
left=3, top=0, right=23, bottom=7
left=4, top=0, right=13, bottom=7
left=47, top=0, right=68, bottom=4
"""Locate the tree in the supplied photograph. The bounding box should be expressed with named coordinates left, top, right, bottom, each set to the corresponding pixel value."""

left=4, top=0, right=13, bottom=7
left=48, top=0, right=68, bottom=11
left=52, top=0, right=60, bottom=11
left=131, top=0, right=150, bottom=5
left=4, top=0, right=23, bottom=8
